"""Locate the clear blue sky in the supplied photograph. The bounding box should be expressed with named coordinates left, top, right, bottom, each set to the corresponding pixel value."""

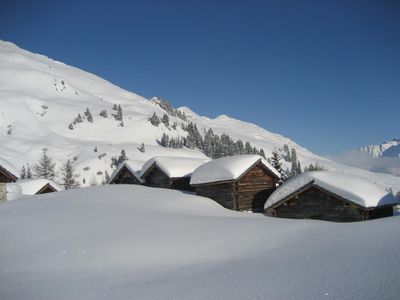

left=1, top=0, right=399, bottom=155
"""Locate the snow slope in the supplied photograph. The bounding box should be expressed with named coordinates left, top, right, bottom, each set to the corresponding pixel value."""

left=0, top=185, right=400, bottom=299
left=0, top=40, right=399, bottom=192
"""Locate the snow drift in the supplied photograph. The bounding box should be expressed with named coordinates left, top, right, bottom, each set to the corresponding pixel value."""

left=1, top=185, right=400, bottom=299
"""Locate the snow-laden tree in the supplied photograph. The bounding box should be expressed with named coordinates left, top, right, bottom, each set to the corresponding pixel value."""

left=161, top=113, right=170, bottom=127
left=84, top=107, right=93, bottom=123
left=99, top=109, right=108, bottom=118
left=110, top=150, right=128, bottom=168
left=26, top=164, right=33, bottom=179
left=160, top=133, right=170, bottom=147
left=33, top=148, right=56, bottom=179
left=19, top=165, right=26, bottom=179
left=304, top=162, right=325, bottom=172
left=148, top=112, right=160, bottom=126
left=60, top=158, right=79, bottom=189
left=269, top=149, right=288, bottom=183
left=139, top=142, right=145, bottom=153
left=104, top=170, right=110, bottom=183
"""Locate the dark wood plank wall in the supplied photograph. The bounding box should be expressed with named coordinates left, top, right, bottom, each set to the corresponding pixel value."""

left=235, top=163, right=276, bottom=212
left=37, top=185, right=56, bottom=194
left=367, top=206, right=393, bottom=220
left=0, top=169, right=17, bottom=183
left=144, top=167, right=172, bottom=189
left=194, top=182, right=236, bottom=209
left=170, top=177, right=193, bottom=191
left=268, top=187, right=364, bottom=222
left=111, top=167, right=142, bottom=185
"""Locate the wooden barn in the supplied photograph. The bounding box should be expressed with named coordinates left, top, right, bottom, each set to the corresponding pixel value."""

left=109, top=160, right=144, bottom=185
left=0, top=165, right=18, bottom=183
left=5, top=179, right=62, bottom=201
left=264, top=171, right=398, bottom=222
left=140, top=156, right=208, bottom=191
left=190, top=155, right=281, bottom=212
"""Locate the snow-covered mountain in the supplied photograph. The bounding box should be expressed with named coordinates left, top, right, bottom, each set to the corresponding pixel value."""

left=1, top=40, right=399, bottom=192
left=359, top=138, right=400, bottom=158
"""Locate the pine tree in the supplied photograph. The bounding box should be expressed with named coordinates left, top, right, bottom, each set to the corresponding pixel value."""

left=160, top=133, right=170, bottom=147
left=236, top=139, right=245, bottom=155
left=259, top=149, right=266, bottom=159
left=119, top=150, right=127, bottom=163
left=110, top=150, right=128, bottom=168
left=33, top=148, right=56, bottom=179
left=270, top=149, right=283, bottom=174
left=290, top=148, right=297, bottom=163
left=20, top=165, right=26, bottom=179
left=161, top=113, right=170, bottom=127
left=139, top=142, right=145, bottom=153
left=304, top=162, right=325, bottom=172
left=26, top=164, right=33, bottom=179
left=282, top=144, right=291, bottom=161
left=104, top=170, right=110, bottom=183
left=148, top=112, right=160, bottom=126
left=269, top=149, right=287, bottom=183
left=117, top=105, right=123, bottom=121
left=84, top=107, right=93, bottom=122
left=99, top=110, right=108, bottom=118
left=60, top=158, right=79, bottom=189
left=245, top=142, right=252, bottom=154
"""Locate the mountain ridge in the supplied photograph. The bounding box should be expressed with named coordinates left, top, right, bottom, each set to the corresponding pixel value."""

left=1, top=40, right=399, bottom=192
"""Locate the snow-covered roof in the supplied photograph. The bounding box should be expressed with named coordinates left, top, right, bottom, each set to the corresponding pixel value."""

left=109, top=160, right=145, bottom=183
left=141, top=156, right=209, bottom=179
left=265, top=171, right=399, bottom=210
left=190, top=155, right=281, bottom=185
left=6, top=178, right=62, bottom=201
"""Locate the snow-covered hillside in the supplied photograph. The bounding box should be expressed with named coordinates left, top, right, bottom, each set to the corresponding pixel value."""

left=360, top=138, right=400, bottom=158
left=1, top=185, right=400, bottom=299
left=1, top=40, right=399, bottom=192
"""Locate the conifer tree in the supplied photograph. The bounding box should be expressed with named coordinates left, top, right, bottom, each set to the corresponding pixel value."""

left=148, top=112, right=160, bottom=126
left=259, top=149, right=266, bottom=159
left=139, top=142, right=145, bottom=153
left=104, top=170, right=110, bottom=183
left=245, top=142, right=252, bottom=154
left=160, top=133, right=170, bottom=147
left=33, top=148, right=56, bottom=179
left=26, top=164, right=33, bottom=179
left=269, top=149, right=287, bottom=183
left=60, top=158, right=79, bottom=190
left=161, top=113, right=170, bottom=127
left=20, top=165, right=26, bottom=179
left=84, top=107, right=93, bottom=122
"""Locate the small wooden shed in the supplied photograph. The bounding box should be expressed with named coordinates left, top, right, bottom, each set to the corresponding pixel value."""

left=264, top=171, right=398, bottom=222
left=190, top=155, right=281, bottom=212
left=109, top=160, right=144, bottom=185
left=140, top=156, right=208, bottom=191
left=0, top=165, right=18, bottom=183
left=6, top=179, right=62, bottom=201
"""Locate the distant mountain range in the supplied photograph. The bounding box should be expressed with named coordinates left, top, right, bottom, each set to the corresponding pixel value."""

left=330, top=138, right=400, bottom=178
left=1, top=40, right=399, bottom=192
left=359, top=138, right=400, bottom=158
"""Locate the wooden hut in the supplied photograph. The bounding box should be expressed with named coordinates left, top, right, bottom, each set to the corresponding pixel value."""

left=190, top=155, right=281, bottom=212
left=109, top=160, right=144, bottom=185
left=6, top=179, right=62, bottom=201
left=140, top=156, right=208, bottom=191
left=0, top=165, right=18, bottom=183
left=264, top=171, right=398, bottom=222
